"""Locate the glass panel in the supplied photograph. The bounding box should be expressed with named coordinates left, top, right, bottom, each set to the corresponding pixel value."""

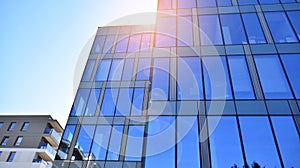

left=217, top=0, right=232, bottom=6
left=239, top=117, right=281, bottom=167
left=177, top=57, right=203, bottom=100
left=271, top=117, right=300, bottom=168
left=151, top=58, right=170, bottom=100
left=197, top=0, right=216, bottom=7
left=100, top=89, right=119, bottom=116
left=115, top=88, right=133, bottom=116
left=58, top=125, right=76, bottom=159
left=237, top=0, right=258, bottom=5
left=178, top=16, right=193, bottom=46
left=156, top=17, right=176, bottom=47
left=90, top=125, right=111, bottom=160
left=145, top=116, right=175, bottom=168
left=287, top=11, right=300, bottom=40
left=84, top=89, right=101, bottom=116
left=122, top=59, right=134, bottom=81
left=128, top=34, right=141, bottom=52
left=220, top=14, right=247, bottom=45
left=70, top=89, right=90, bottom=116
left=0, top=122, right=2, bottom=129
left=125, top=126, right=145, bottom=161
left=141, top=34, right=151, bottom=51
left=8, top=122, right=16, bottom=131
left=259, top=0, right=279, bottom=4
left=108, top=59, right=123, bottom=81
left=242, top=13, right=266, bottom=44
left=103, top=35, right=115, bottom=53
left=264, top=12, right=298, bottom=43
left=21, top=122, right=29, bottom=131
left=203, top=56, right=233, bottom=100
left=198, top=15, right=223, bottom=45
left=280, top=0, right=295, bottom=2
left=1, top=137, right=9, bottom=146
left=158, top=0, right=172, bottom=9
left=280, top=54, right=300, bottom=98
left=208, top=117, right=244, bottom=167
left=7, top=152, right=16, bottom=162
left=136, top=58, right=151, bottom=80
left=91, top=36, right=105, bottom=54
left=115, top=35, right=129, bottom=53
left=95, top=59, right=111, bottom=81
left=254, top=55, right=293, bottom=99
left=73, top=125, right=95, bottom=160
left=178, top=0, right=196, bottom=8
left=14, top=137, right=23, bottom=146
left=131, top=88, right=145, bottom=116
left=177, top=117, right=200, bottom=168
left=227, top=56, right=255, bottom=99
left=82, top=60, right=96, bottom=81
left=107, top=126, right=124, bottom=160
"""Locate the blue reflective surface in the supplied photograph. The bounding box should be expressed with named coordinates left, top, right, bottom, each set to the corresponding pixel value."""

left=100, top=89, right=118, bottom=116
left=108, top=59, right=123, bottom=81
left=237, top=0, right=258, bottom=5
left=227, top=56, right=255, bottom=99
left=217, top=0, right=232, bottom=6
left=264, top=12, right=298, bottom=43
left=125, top=126, right=145, bottom=161
left=177, top=117, right=200, bottom=168
left=156, top=17, right=176, bottom=47
left=141, top=34, right=151, bottom=51
left=62, top=125, right=76, bottom=143
left=84, top=89, right=101, bottom=116
left=280, top=54, right=300, bottom=98
left=115, top=36, right=129, bottom=53
left=115, top=88, right=133, bottom=116
left=107, top=126, right=124, bottom=160
left=103, top=35, right=115, bottom=53
left=259, top=0, right=279, bottom=4
left=178, top=16, right=193, bottom=46
left=122, top=59, right=134, bottom=81
left=145, top=116, right=175, bottom=168
left=158, top=0, right=172, bottom=9
left=82, top=60, right=96, bottom=81
left=203, top=56, right=233, bottom=99
left=128, top=34, right=141, bottom=52
left=136, top=58, right=151, bottom=80
left=70, top=89, right=90, bottom=116
left=90, top=125, right=111, bottom=160
left=287, top=11, right=300, bottom=40
left=220, top=14, right=247, bottom=44
left=242, top=13, right=266, bottom=44
left=197, top=0, right=216, bottom=7
left=198, top=15, right=223, bottom=45
left=95, top=59, right=111, bottom=81
left=91, top=36, right=105, bottom=54
left=271, top=116, right=300, bottom=168
left=74, top=125, right=95, bottom=160
left=208, top=117, right=244, bottom=167
left=239, top=117, right=281, bottom=167
left=151, top=58, right=170, bottom=100
left=131, top=88, right=145, bottom=116
left=254, top=55, right=293, bottom=99
left=178, top=0, right=196, bottom=8
left=177, top=57, right=203, bottom=100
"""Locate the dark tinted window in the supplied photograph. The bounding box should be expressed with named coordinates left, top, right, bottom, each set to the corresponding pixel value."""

left=242, top=13, right=266, bottom=44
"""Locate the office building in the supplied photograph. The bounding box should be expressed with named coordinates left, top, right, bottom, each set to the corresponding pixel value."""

left=54, top=0, right=300, bottom=167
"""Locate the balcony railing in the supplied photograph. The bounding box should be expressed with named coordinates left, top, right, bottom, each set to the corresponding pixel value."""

left=39, top=143, right=57, bottom=157
left=43, top=128, right=61, bottom=145
left=32, top=158, right=52, bottom=168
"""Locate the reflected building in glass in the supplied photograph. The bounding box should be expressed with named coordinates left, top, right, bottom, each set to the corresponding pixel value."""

left=54, top=0, right=300, bottom=167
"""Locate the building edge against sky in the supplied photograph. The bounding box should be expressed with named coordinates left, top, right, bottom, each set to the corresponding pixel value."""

left=54, top=0, right=300, bottom=168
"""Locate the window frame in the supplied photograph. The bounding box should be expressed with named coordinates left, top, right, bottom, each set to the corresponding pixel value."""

left=21, top=122, right=29, bottom=131
left=14, top=136, right=23, bottom=146
left=1, top=136, right=9, bottom=146
left=8, top=122, right=17, bottom=131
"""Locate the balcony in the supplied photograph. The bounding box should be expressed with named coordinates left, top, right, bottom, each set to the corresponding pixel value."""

left=37, top=143, right=57, bottom=161
left=43, top=128, right=61, bottom=147
left=32, top=159, right=52, bottom=168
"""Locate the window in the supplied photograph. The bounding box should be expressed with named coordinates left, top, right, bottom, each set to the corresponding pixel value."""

left=197, top=0, right=216, bottom=7
left=242, top=13, right=266, bottom=44
left=280, top=0, right=295, bottom=2
left=115, top=35, right=129, bottom=53
left=140, top=34, right=151, bottom=51
left=6, top=152, right=16, bottom=162
left=125, top=126, right=145, bottom=161
left=178, top=16, right=193, bottom=46
left=158, top=0, right=172, bottom=10
left=151, top=58, right=170, bottom=100
left=0, top=151, right=2, bottom=156
left=95, top=59, right=112, bottom=81
left=1, top=137, right=9, bottom=146
left=115, top=88, right=133, bottom=116
left=73, top=125, right=96, bottom=160
left=177, top=117, right=200, bottom=168
left=220, top=14, right=247, bottom=44
left=122, top=59, right=135, bottom=80
left=271, top=117, right=300, bottom=168
left=178, top=0, right=196, bottom=8
left=203, top=56, right=233, bottom=100
left=14, top=136, right=23, bottom=146
left=259, top=0, right=279, bottom=4
left=217, top=0, right=232, bottom=6
left=108, top=59, right=123, bottom=81
left=0, top=122, right=3, bottom=129
left=82, top=60, right=96, bottom=81
left=237, top=0, right=258, bottom=5
left=100, top=88, right=119, bottom=116
left=90, top=125, right=111, bottom=160
left=8, top=122, right=16, bottom=131
left=208, top=117, right=244, bottom=167
left=177, top=57, right=203, bottom=100
left=198, top=15, right=223, bottom=45
left=287, top=11, right=300, bottom=40
left=239, top=117, right=281, bottom=167
left=107, top=126, right=124, bottom=160
left=21, top=122, right=29, bottom=131
left=70, top=89, right=90, bottom=116
left=57, top=125, right=76, bottom=160
left=131, top=88, right=145, bottom=116
left=91, top=36, right=105, bottom=54
left=136, top=58, right=151, bottom=80
left=128, top=34, right=141, bottom=52
left=280, top=54, right=300, bottom=98
left=84, top=89, right=101, bottom=116
left=264, top=12, right=298, bottom=43
left=254, top=55, right=293, bottom=99
left=155, top=17, right=176, bottom=47
left=227, top=56, right=255, bottom=99
left=102, top=35, right=115, bottom=53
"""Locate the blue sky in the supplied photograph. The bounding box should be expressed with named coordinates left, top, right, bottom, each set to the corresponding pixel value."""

left=0, top=0, right=157, bottom=127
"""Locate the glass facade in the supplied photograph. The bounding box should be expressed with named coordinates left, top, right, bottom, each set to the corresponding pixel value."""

left=54, top=0, right=300, bottom=167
